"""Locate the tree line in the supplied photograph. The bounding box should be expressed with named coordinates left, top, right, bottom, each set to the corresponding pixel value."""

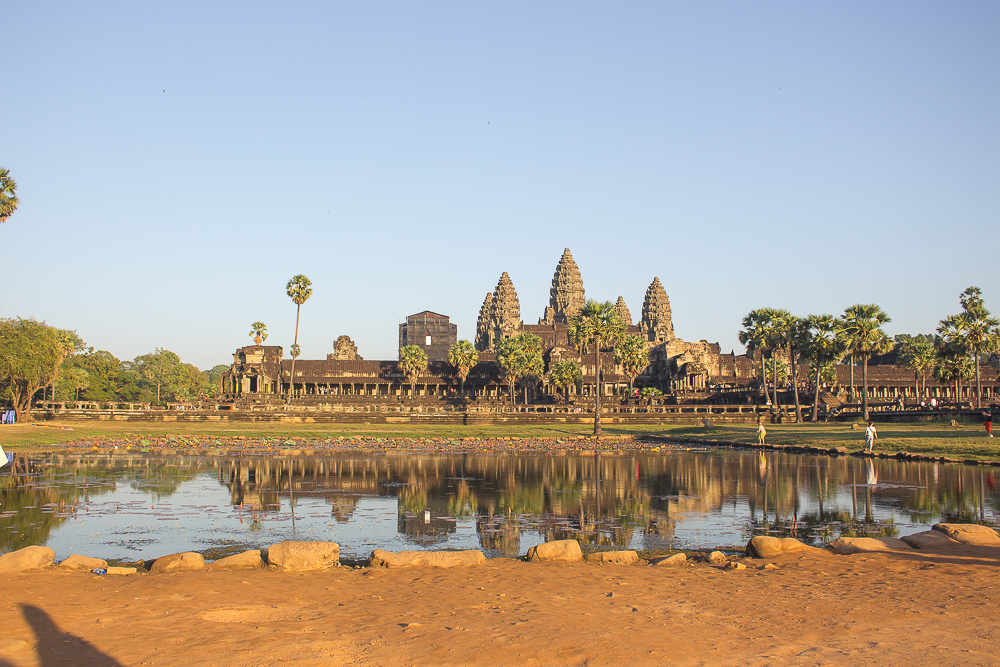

left=739, top=287, right=999, bottom=421
left=0, top=318, right=228, bottom=421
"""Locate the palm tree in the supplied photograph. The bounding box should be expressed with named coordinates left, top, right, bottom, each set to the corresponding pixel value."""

left=550, top=360, right=582, bottom=404
left=249, top=322, right=268, bottom=345
left=897, top=334, right=936, bottom=400
left=569, top=300, right=626, bottom=436
left=447, top=340, right=479, bottom=400
left=399, top=345, right=428, bottom=400
left=953, top=287, right=1000, bottom=409
left=841, top=304, right=893, bottom=420
left=285, top=275, right=313, bottom=402
left=517, top=333, right=544, bottom=405
left=933, top=335, right=973, bottom=402
left=738, top=308, right=789, bottom=409
left=614, top=334, right=649, bottom=396
left=784, top=315, right=809, bottom=423
left=803, top=315, right=847, bottom=421
left=0, top=168, right=18, bottom=225
left=495, top=337, right=522, bottom=406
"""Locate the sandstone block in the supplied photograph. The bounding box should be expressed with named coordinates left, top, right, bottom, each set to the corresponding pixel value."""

left=267, top=541, right=340, bottom=571
left=0, top=546, right=55, bottom=573
left=150, top=552, right=207, bottom=573
left=746, top=536, right=812, bottom=558
left=58, top=554, right=108, bottom=571
left=107, top=567, right=137, bottom=575
left=584, top=550, right=639, bottom=566
left=208, top=550, right=265, bottom=571
left=702, top=551, right=728, bottom=565
left=901, top=530, right=960, bottom=549
left=369, top=549, right=486, bottom=568
left=932, top=523, right=1000, bottom=547
left=526, top=540, right=583, bottom=563
left=651, top=553, right=687, bottom=567
left=827, top=537, right=911, bottom=555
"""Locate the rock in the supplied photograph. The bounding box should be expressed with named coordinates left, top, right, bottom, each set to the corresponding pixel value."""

left=208, top=550, right=265, bottom=571
left=267, top=541, right=340, bottom=571
left=150, top=552, right=207, bottom=573
left=762, top=563, right=778, bottom=570
left=901, top=530, right=960, bottom=549
left=106, top=567, right=137, bottom=576
left=724, top=561, right=746, bottom=571
left=702, top=551, right=728, bottom=565
left=650, top=553, right=687, bottom=567
left=932, top=523, right=1000, bottom=546
left=827, top=537, right=911, bottom=555
left=852, top=423, right=860, bottom=430
left=526, top=540, right=583, bottom=563
left=58, top=554, right=108, bottom=571
left=0, top=546, right=55, bottom=573
left=584, top=550, right=639, bottom=566
left=746, top=536, right=813, bottom=558
left=369, top=549, right=486, bottom=568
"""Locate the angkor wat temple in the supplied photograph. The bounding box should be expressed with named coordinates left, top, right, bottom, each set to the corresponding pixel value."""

left=223, top=248, right=753, bottom=406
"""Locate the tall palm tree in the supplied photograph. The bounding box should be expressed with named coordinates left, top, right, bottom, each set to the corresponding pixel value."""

left=285, top=275, right=313, bottom=402
left=897, top=334, right=936, bottom=400
left=738, top=308, right=789, bottom=409
left=784, top=315, right=809, bottom=423
left=933, top=335, right=974, bottom=401
left=495, top=336, right=523, bottom=406
left=249, top=322, right=268, bottom=345
left=803, top=315, right=847, bottom=421
left=517, top=333, right=544, bottom=405
left=0, top=168, right=18, bottom=225
left=614, top=334, right=650, bottom=396
left=953, top=287, right=1000, bottom=409
left=569, top=300, right=626, bottom=436
left=841, top=304, right=892, bottom=420
left=550, top=359, right=582, bottom=404
left=447, top=339, right=479, bottom=399
left=399, top=345, right=428, bottom=399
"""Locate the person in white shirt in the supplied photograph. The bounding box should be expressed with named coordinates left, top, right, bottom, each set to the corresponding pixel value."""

left=864, top=422, right=878, bottom=453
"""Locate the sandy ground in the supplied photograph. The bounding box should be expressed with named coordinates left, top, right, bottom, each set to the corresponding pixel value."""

left=0, top=546, right=998, bottom=667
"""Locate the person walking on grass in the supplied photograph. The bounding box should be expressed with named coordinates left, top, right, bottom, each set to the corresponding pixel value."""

left=757, top=421, right=767, bottom=445
left=983, top=406, right=994, bottom=438
left=864, top=421, right=878, bottom=453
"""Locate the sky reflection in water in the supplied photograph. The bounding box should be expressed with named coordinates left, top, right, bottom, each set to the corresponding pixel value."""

left=0, top=450, right=997, bottom=562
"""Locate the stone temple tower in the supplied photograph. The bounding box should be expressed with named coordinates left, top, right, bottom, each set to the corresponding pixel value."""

left=539, top=248, right=586, bottom=325
left=615, top=296, right=632, bottom=327
left=639, top=277, right=674, bottom=343
left=475, top=272, right=523, bottom=351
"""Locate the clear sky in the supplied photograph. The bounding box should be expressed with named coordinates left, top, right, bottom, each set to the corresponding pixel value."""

left=3, top=2, right=998, bottom=370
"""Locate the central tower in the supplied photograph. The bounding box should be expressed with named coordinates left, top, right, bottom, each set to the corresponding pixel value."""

left=539, top=248, right=585, bottom=325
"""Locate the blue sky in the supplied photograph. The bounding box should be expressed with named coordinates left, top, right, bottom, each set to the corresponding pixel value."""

left=3, top=2, right=998, bottom=369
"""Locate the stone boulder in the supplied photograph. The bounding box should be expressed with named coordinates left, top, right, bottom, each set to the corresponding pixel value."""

left=150, top=552, right=207, bottom=573
left=650, top=553, right=687, bottom=567
left=702, top=551, right=728, bottom=565
left=208, top=550, right=265, bottom=571
left=932, top=523, right=1000, bottom=547
left=369, top=549, right=486, bottom=568
left=0, top=546, right=55, bottom=573
left=267, top=541, right=340, bottom=571
left=745, top=536, right=812, bottom=558
left=584, top=550, right=639, bottom=566
left=106, top=567, right=137, bottom=575
left=725, top=561, right=747, bottom=571
left=827, top=537, right=911, bottom=555
left=58, top=554, right=108, bottom=571
left=901, top=530, right=960, bottom=549
left=526, top=540, right=583, bottom=563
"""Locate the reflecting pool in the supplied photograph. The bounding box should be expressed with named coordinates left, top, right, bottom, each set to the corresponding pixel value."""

left=0, top=448, right=997, bottom=562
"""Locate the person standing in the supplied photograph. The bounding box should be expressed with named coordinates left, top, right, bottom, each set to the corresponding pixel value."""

left=983, top=406, right=994, bottom=438
left=864, top=421, right=878, bottom=453
left=757, top=421, right=767, bottom=445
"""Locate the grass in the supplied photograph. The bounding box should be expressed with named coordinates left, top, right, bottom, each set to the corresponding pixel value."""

left=1, top=417, right=998, bottom=461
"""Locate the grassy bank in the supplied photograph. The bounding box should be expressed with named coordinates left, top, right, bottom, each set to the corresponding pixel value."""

left=1, top=417, right=998, bottom=461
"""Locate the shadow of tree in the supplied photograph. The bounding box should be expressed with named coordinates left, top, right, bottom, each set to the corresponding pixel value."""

left=19, top=604, right=124, bottom=666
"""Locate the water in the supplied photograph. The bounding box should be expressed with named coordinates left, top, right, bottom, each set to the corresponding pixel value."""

left=0, top=449, right=997, bottom=563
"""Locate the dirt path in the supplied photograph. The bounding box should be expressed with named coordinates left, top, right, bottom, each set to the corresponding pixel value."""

left=0, top=547, right=998, bottom=666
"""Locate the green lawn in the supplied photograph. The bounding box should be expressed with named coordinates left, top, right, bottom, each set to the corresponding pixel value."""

left=1, top=417, right=998, bottom=461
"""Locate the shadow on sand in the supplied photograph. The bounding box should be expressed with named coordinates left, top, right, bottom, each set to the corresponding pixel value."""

left=10, top=604, right=124, bottom=666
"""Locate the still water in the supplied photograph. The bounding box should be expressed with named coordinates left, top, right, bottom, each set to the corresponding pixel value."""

left=0, top=449, right=997, bottom=563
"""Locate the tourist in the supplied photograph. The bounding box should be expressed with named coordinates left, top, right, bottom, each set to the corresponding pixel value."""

left=983, top=406, right=994, bottom=438
left=864, top=421, right=878, bottom=453
left=930, top=397, right=938, bottom=409
left=757, top=421, right=766, bottom=445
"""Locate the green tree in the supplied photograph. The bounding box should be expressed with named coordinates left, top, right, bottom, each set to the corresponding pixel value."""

left=803, top=315, right=848, bottom=421
left=762, top=357, right=789, bottom=385
left=250, top=321, right=268, bottom=345
left=57, top=366, right=90, bottom=400
left=70, top=350, right=122, bottom=401
left=950, top=287, right=999, bottom=408
left=516, top=333, right=545, bottom=405
left=783, top=315, right=810, bottom=422
left=569, top=300, right=626, bottom=436
left=205, top=365, right=231, bottom=398
left=0, top=318, right=61, bottom=421
left=0, top=167, right=18, bottom=225
left=738, top=308, right=791, bottom=409
left=614, top=334, right=649, bottom=395
left=933, top=336, right=974, bottom=401
left=49, top=329, right=86, bottom=401
left=896, top=334, right=936, bottom=400
left=841, top=304, right=893, bottom=420
left=447, top=340, right=479, bottom=399
left=285, top=275, right=313, bottom=402
left=495, top=337, right=523, bottom=406
left=133, top=348, right=183, bottom=402
left=398, top=345, right=428, bottom=399
left=549, top=360, right=582, bottom=404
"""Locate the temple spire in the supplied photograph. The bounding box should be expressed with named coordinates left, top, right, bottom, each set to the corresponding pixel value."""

left=615, top=297, right=632, bottom=327
left=539, top=248, right=585, bottom=325
left=640, top=277, right=674, bottom=343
